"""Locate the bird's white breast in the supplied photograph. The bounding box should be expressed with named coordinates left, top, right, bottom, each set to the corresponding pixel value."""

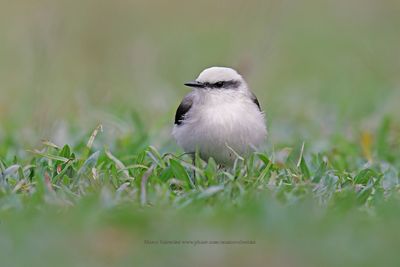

left=172, top=90, right=267, bottom=165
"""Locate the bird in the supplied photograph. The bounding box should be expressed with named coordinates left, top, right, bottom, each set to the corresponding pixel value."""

left=172, top=66, right=267, bottom=166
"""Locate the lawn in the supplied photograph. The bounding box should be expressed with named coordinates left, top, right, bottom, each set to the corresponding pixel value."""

left=1, top=1, right=400, bottom=267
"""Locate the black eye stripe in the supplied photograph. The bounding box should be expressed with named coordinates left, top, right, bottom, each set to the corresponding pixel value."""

left=204, top=80, right=241, bottom=89
left=215, top=81, right=224, bottom=87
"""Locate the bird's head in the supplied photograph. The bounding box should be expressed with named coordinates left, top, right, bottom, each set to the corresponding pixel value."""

left=184, top=67, right=247, bottom=91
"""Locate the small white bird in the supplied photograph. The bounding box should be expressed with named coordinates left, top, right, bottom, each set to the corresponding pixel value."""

left=172, top=67, right=267, bottom=165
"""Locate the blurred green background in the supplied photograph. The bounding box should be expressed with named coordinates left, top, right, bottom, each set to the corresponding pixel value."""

left=1, top=0, right=399, bottom=144
left=1, top=0, right=400, bottom=267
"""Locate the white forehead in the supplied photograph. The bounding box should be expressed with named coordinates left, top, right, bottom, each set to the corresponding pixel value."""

left=196, top=67, right=243, bottom=83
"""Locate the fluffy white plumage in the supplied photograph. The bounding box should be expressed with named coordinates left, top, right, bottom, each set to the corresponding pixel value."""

left=172, top=67, right=267, bottom=165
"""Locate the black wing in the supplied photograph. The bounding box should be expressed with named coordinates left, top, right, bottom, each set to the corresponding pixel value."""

left=251, top=92, right=261, bottom=111
left=174, top=94, right=194, bottom=125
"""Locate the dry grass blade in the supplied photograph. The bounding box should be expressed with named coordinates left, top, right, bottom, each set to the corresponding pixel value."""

left=297, top=142, right=306, bottom=168
left=87, top=124, right=103, bottom=150
left=105, top=148, right=130, bottom=179
left=27, top=150, right=71, bottom=163
left=225, top=143, right=244, bottom=161
left=41, top=140, right=60, bottom=149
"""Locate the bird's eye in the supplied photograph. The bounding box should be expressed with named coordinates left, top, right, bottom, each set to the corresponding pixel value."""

left=215, top=81, right=224, bottom=88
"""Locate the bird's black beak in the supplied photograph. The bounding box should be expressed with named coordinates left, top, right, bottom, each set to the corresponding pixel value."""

left=184, top=81, right=205, bottom=88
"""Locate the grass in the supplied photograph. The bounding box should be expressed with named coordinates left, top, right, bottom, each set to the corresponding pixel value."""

left=1, top=0, right=400, bottom=266
left=1, top=116, right=400, bottom=267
